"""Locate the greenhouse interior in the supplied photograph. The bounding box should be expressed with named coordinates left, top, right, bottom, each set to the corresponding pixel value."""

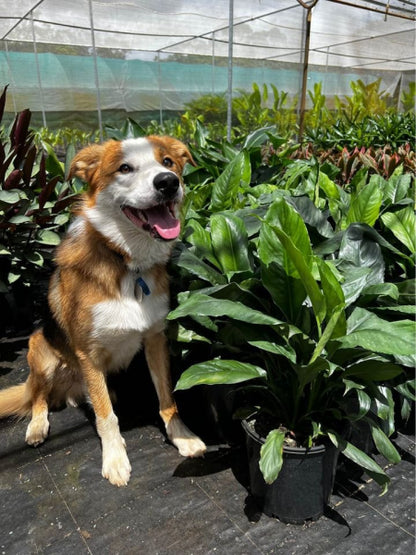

left=1, top=0, right=415, bottom=132
left=0, top=1, right=415, bottom=554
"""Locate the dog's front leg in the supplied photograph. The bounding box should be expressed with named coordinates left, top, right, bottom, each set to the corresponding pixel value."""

left=144, top=331, right=206, bottom=458
left=78, top=352, right=131, bottom=486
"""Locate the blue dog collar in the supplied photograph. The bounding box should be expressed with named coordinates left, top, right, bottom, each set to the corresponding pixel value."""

left=135, top=276, right=151, bottom=296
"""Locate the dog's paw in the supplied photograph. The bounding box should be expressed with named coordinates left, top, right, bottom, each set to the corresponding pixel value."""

left=25, top=415, right=50, bottom=446
left=173, top=435, right=207, bottom=458
left=102, top=444, right=132, bottom=487
left=166, top=416, right=207, bottom=458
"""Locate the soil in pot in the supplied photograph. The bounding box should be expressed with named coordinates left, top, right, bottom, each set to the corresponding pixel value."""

left=243, top=419, right=339, bottom=524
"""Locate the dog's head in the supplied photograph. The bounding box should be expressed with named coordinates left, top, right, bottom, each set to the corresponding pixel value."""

left=69, top=136, right=195, bottom=242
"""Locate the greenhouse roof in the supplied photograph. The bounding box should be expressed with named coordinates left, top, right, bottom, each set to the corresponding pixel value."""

left=1, top=0, right=415, bottom=71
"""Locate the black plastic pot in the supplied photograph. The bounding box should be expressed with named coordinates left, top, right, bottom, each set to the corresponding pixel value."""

left=243, top=419, right=339, bottom=524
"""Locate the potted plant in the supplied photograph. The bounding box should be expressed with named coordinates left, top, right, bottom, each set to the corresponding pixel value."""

left=166, top=141, right=415, bottom=522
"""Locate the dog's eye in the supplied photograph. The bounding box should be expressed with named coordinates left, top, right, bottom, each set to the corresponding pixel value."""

left=118, top=163, right=133, bottom=174
left=162, top=157, right=173, bottom=168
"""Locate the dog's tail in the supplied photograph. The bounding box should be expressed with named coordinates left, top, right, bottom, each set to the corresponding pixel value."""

left=0, top=383, right=31, bottom=418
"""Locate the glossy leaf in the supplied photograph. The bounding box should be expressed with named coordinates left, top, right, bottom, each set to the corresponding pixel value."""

left=210, top=213, right=251, bottom=273
left=268, top=223, right=326, bottom=330
left=168, top=293, right=284, bottom=326
left=35, top=229, right=61, bottom=245
left=328, top=432, right=389, bottom=493
left=175, top=359, right=267, bottom=391
left=259, top=428, right=285, bottom=484
left=175, top=248, right=226, bottom=285
left=342, top=307, right=415, bottom=356
left=371, top=425, right=401, bottom=464
left=317, top=258, right=346, bottom=338
left=344, top=360, right=402, bottom=381
left=381, top=207, right=416, bottom=254
left=248, top=340, right=296, bottom=363
left=210, top=150, right=251, bottom=211
left=346, top=180, right=383, bottom=227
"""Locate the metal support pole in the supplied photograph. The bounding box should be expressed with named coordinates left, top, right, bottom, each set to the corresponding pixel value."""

left=88, top=0, right=103, bottom=141
left=297, top=4, right=314, bottom=143
left=226, top=0, right=234, bottom=142
left=4, top=41, right=17, bottom=115
left=212, top=31, right=215, bottom=95
left=157, top=52, right=164, bottom=127
left=30, top=11, right=47, bottom=128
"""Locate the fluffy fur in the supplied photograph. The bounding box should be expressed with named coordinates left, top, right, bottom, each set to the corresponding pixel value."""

left=0, top=136, right=206, bottom=486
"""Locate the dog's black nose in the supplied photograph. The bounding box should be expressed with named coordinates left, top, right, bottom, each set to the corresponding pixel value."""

left=153, top=172, right=179, bottom=198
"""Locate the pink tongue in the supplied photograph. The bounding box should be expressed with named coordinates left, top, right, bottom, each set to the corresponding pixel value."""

left=145, top=205, right=181, bottom=240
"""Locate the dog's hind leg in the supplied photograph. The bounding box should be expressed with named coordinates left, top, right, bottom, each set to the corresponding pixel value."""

left=25, top=330, right=58, bottom=446
left=144, top=331, right=206, bottom=458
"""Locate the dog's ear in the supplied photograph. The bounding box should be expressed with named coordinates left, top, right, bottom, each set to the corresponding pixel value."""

left=181, top=146, right=197, bottom=168
left=168, top=138, right=197, bottom=169
left=67, top=144, right=104, bottom=182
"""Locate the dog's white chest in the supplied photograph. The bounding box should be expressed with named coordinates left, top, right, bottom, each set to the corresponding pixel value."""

left=91, top=273, right=168, bottom=369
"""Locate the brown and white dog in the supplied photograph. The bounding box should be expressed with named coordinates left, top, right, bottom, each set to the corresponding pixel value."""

left=0, top=136, right=206, bottom=486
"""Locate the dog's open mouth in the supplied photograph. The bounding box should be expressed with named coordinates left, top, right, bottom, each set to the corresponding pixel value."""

left=121, top=201, right=180, bottom=240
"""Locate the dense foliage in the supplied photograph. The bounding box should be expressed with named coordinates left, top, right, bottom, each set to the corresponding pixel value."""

left=1, top=82, right=415, bottom=492
left=0, top=87, right=82, bottom=297
left=169, top=126, right=415, bottom=490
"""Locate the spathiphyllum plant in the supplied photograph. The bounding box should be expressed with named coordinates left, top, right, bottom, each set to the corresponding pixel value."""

left=167, top=129, right=415, bottom=491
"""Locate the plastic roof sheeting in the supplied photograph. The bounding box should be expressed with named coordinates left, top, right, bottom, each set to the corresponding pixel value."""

left=1, top=0, right=414, bottom=68
left=0, top=1, right=414, bottom=126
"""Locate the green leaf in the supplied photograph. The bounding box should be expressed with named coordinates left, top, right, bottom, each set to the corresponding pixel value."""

left=344, top=360, right=402, bottom=381
left=26, top=251, right=44, bottom=267
left=175, top=359, right=267, bottom=391
left=318, top=171, right=340, bottom=200
left=185, top=219, right=217, bottom=266
left=361, top=283, right=399, bottom=301
left=43, top=141, right=65, bottom=179
left=248, top=340, right=296, bottom=363
left=210, top=213, right=251, bottom=274
left=381, top=207, right=416, bottom=254
left=383, top=173, right=411, bottom=205
left=328, top=432, right=389, bottom=492
left=0, top=244, right=11, bottom=255
left=309, top=304, right=344, bottom=364
left=317, top=258, right=346, bottom=338
left=258, top=201, right=307, bottom=314
left=8, top=215, right=32, bottom=224
left=176, top=325, right=211, bottom=344
left=175, top=248, right=226, bottom=285
left=295, top=357, right=331, bottom=390
left=65, top=143, right=76, bottom=178
left=8, top=271, right=21, bottom=284
left=268, top=223, right=326, bottom=330
left=259, top=429, right=285, bottom=484
left=35, top=229, right=61, bottom=245
left=168, top=293, right=283, bottom=326
left=346, top=180, right=383, bottom=227
left=261, top=199, right=313, bottom=270
left=210, top=151, right=251, bottom=211
left=0, top=189, right=21, bottom=204
left=356, top=389, right=372, bottom=418
left=342, top=307, right=416, bottom=356
left=371, top=426, right=401, bottom=464
left=337, top=224, right=386, bottom=305
left=54, top=213, right=70, bottom=226
left=243, top=126, right=275, bottom=150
